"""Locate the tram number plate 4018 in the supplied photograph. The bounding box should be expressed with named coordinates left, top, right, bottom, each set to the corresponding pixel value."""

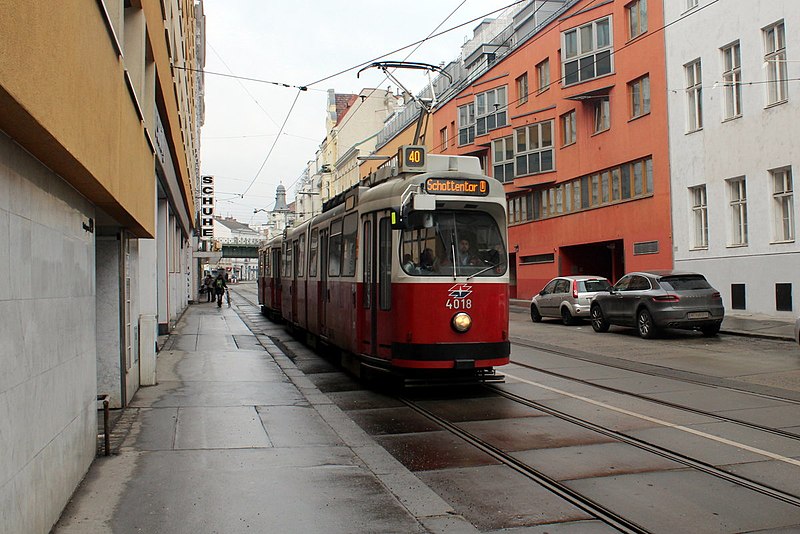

left=446, top=299, right=472, bottom=310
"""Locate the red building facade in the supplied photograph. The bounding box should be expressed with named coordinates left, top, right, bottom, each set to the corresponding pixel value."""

left=432, top=0, right=672, bottom=299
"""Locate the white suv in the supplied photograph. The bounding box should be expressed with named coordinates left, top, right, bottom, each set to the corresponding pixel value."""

left=531, top=276, right=611, bottom=325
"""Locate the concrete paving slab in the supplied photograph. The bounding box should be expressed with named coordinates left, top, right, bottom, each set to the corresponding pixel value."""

left=374, top=430, right=499, bottom=471
left=174, top=406, right=271, bottom=449
left=131, top=407, right=177, bottom=451
left=417, top=464, right=594, bottom=531
left=722, top=459, right=800, bottom=496
left=327, top=389, right=406, bottom=411
left=111, top=449, right=426, bottom=534
left=128, top=380, right=307, bottom=408
left=647, top=387, right=786, bottom=414
left=414, top=394, right=543, bottom=422
left=626, top=426, right=771, bottom=465
left=511, top=442, right=684, bottom=481
left=458, top=416, right=616, bottom=452
left=566, top=470, right=800, bottom=533
left=255, top=405, right=344, bottom=447
left=347, top=406, right=443, bottom=436
left=483, top=520, right=618, bottom=533
left=714, top=403, right=800, bottom=429
left=170, top=351, right=286, bottom=382
left=231, top=334, right=262, bottom=350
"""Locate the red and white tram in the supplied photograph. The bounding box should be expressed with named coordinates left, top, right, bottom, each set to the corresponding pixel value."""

left=258, top=146, right=510, bottom=382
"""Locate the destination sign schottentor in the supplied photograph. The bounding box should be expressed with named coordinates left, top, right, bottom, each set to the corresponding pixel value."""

left=425, top=177, right=490, bottom=196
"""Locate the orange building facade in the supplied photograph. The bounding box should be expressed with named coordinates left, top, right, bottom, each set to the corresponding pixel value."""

left=432, top=0, right=672, bottom=299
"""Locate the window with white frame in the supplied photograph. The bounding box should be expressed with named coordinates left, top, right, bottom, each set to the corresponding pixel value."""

left=627, top=0, right=647, bottom=40
left=728, top=177, right=748, bottom=246
left=492, top=136, right=514, bottom=183
left=561, top=110, right=576, bottom=146
left=629, top=74, right=650, bottom=118
left=536, top=58, right=550, bottom=92
left=593, top=97, right=610, bottom=133
left=516, top=73, right=528, bottom=105
left=685, top=60, right=703, bottom=131
left=772, top=167, right=794, bottom=242
left=476, top=86, right=507, bottom=136
left=458, top=102, right=475, bottom=145
left=515, top=120, right=554, bottom=176
left=562, top=17, right=613, bottom=86
left=690, top=185, right=708, bottom=249
left=722, top=42, right=742, bottom=119
left=764, top=21, right=787, bottom=105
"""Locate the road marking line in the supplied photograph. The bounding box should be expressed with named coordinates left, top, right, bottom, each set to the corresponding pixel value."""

left=504, top=371, right=800, bottom=467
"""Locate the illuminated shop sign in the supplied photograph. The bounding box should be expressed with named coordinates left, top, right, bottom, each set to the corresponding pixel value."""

left=424, top=177, right=490, bottom=196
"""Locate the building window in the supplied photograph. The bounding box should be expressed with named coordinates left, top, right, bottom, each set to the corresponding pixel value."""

left=764, top=21, right=787, bottom=105
left=776, top=283, right=793, bottom=311
left=722, top=42, right=742, bottom=119
left=627, top=0, right=647, bottom=39
left=508, top=194, right=532, bottom=224
left=593, top=97, right=610, bottom=133
left=439, top=126, right=447, bottom=150
left=493, top=136, right=515, bottom=183
left=562, top=17, right=613, bottom=86
left=731, top=283, right=746, bottom=310
left=690, top=185, right=708, bottom=249
left=629, top=74, right=650, bottom=119
left=516, top=73, right=528, bottom=105
left=476, top=86, right=508, bottom=136
left=685, top=60, right=702, bottom=131
left=536, top=58, right=550, bottom=92
left=458, top=102, right=475, bottom=146
left=561, top=110, right=576, bottom=146
left=686, top=0, right=698, bottom=10
left=728, top=177, right=748, bottom=246
left=772, top=167, right=794, bottom=242
left=515, top=120, right=554, bottom=176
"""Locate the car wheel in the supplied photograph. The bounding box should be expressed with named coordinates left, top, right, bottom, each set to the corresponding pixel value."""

left=590, top=305, right=609, bottom=332
left=701, top=323, right=721, bottom=337
left=530, top=304, right=542, bottom=323
left=561, top=307, right=574, bottom=326
left=637, top=308, right=658, bottom=339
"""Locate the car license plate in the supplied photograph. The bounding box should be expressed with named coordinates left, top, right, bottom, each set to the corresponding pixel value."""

left=688, top=311, right=709, bottom=319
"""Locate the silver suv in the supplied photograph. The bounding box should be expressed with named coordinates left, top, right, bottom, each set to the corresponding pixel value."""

left=531, top=276, right=612, bottom=325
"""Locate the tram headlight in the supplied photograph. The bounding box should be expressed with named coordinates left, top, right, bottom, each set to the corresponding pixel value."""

left=451, top=312, right=472, bottom=333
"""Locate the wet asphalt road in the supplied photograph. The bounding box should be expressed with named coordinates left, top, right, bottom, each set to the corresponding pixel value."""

left=233, top=283, right=800, bottom=533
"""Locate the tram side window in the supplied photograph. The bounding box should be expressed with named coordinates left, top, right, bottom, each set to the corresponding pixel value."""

left=328, top=219, right=343, bottom=277
left=308, top=228, right=319, bottom=277
left=363, top=219, right=372, bottom=309
left=379, top=217, right=392, bottom=310
left=341, top=213, right=358, bottom=277
left=297, top=234, right=306, bottom=277
left=283, top=241, right=293, bottom=279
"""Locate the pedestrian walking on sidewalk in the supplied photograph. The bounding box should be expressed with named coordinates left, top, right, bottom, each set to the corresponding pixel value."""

left=213, top=272, right=227, bottom=308
left=203, top=273, right=214, bottom=302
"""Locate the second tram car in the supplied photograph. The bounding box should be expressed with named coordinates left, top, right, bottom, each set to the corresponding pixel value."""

left=257, top=146, right=510, bottom=382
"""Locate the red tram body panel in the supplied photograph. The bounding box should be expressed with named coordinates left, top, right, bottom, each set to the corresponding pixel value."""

left=258, top=147, right=510, bottom=380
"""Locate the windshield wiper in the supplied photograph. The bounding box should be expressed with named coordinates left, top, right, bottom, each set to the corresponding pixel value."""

left=466, top=262, right=499, bottom=281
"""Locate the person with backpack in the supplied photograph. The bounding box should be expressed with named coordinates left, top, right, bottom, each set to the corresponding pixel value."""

left=213, top=272, right=227, bottom=308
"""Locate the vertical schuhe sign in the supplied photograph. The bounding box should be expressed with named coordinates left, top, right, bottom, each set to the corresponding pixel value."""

left=200, top=175, right=214, bottom=240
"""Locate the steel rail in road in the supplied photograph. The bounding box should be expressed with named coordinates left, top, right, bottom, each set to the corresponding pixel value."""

left=399, top=397, right=652, bottom=534
left=510, top=337, right=800, bottom=443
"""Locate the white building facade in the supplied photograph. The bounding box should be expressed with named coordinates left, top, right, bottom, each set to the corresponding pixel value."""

left=665, top=0, right=800, bottom=318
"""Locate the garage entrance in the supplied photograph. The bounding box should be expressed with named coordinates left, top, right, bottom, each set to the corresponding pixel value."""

left=559, top=239, right=624, bottom=283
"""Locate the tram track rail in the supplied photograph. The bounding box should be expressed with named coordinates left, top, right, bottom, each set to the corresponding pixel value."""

left=509, top=336, right=800, bottom=443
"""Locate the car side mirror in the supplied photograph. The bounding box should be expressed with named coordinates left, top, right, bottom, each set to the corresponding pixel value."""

left=539, top=290, right=546, bottom=296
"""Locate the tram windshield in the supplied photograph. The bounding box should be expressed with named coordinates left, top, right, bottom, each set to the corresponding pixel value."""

left=400, top=211, right=507, bottom=277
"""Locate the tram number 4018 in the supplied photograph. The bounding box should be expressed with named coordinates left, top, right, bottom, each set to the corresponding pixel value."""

left=446, top=298, right=472, bottom=310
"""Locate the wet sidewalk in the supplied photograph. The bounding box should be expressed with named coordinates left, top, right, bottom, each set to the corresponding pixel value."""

left=509, top=299, right=797, bottom=341
left=54, top=301, right=475, bottom=534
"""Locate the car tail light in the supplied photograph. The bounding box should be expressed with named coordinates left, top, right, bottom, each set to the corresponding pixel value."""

left=652, top=294, right=680, bottom=302
left=711, top=292, right=721, bottom=300
left=572, top=280, right=578, bottom=298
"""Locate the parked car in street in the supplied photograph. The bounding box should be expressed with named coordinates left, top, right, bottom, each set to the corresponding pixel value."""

left=531, top=275, right=612, bottom=325
left=590, top=271, right=724, bottom=339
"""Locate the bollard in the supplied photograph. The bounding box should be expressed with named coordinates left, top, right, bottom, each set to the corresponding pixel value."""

left=97, top=394, right=110, bottom=456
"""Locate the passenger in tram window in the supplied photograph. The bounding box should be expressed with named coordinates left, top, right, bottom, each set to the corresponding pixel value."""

left=402, top=254, right=415, bottom=273
left=454, top=238, right=480, bottom=266
left=419, top=248, right=439, bottom=273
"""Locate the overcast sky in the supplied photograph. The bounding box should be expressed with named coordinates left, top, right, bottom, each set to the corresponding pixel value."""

left=199, top=0, right=515, bottom=226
